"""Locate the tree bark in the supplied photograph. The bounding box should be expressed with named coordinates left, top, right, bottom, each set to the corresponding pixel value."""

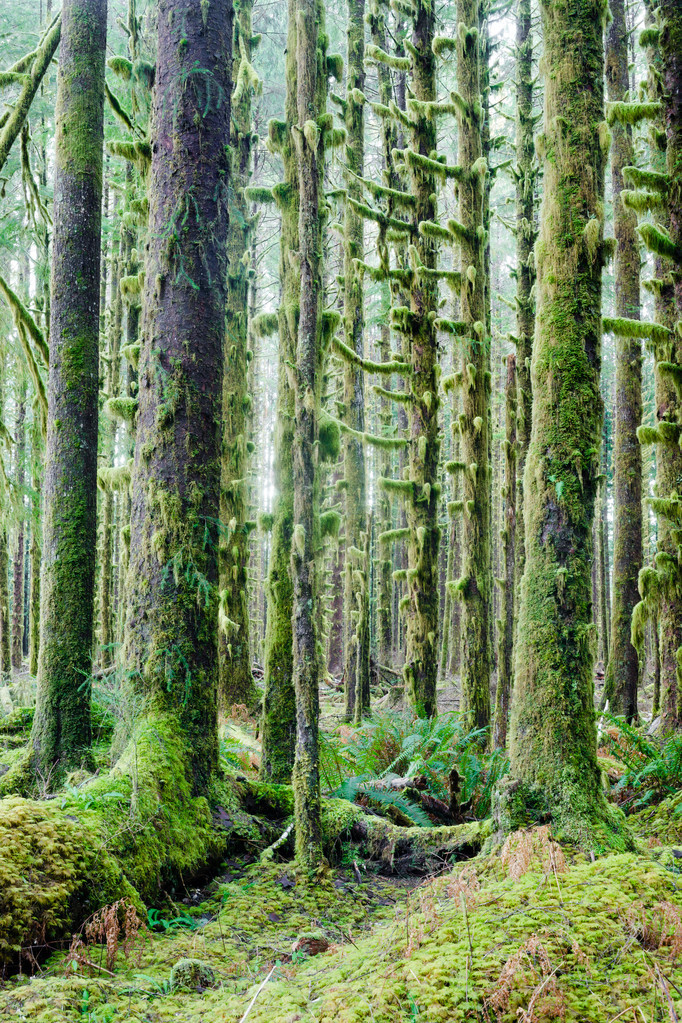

left=342, top=0, right=370, bottom=725
left=508, top=0, right=619, bottom=844
left=11, top=390, right=26, bottom=672
left=457, top=0, right=492, bottom=731
left=220, top=0, right=258, bottom=711
left=123, top=0, right=233, bottom=793
left=290, top=0, right=326, bottom=868
left=602, top=0, right=642, bottom=722
left=31, top=0, right=107, bottom=781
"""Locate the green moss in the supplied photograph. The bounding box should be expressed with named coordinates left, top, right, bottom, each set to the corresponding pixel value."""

left=0, top=795, right=136, bottom=967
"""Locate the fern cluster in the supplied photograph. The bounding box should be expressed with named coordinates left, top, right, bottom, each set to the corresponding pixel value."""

left=320, top=711, right=509, bottom=823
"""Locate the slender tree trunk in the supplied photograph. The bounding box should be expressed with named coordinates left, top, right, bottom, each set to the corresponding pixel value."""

left=11, top=390, right=26, bottom=671
left=494, top=354, right=516, bottom=748
left=260, top=0, right=299, bottom=783
left=602, top=0, right=642, bottom=721
left=598, top=469, right=610, bottom=669
left=514, top=0, right=535, bottom=593
left=220, top=0, right=258, bottom=711
left=123, top=0, right=232, bottom=792
left=29, top=415, right=41, bottom=678
left=31, top=0, right=107, bottom=781
left=508, top=0, right=617, bottom=843
left=342, top=0, right=369, bottom=725
left=291, top=0, right=326, bottom=868
left=376, top=323, right=393, bottom=668
left=99, top=233, right=122, bottom=669
left=457, top=0, right=492, bottom=730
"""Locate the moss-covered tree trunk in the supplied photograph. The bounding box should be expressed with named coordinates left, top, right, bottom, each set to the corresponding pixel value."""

left=376, top=320, right=393, bottom=668
left=291, top=0, right=326, bottom=868
left=494, top=353, right=516, bottom=749
left=658, top=0, right=682, bottom=729
left=29, top=416, right=42, bottom=677
left=11, top=389, right=26, bottom=671
left=220, top=0, right=258, bottom=711
left=31, top=0, right=107, bottom=780
left=342, top=0, right=370, bottom=725
left=456, top=0, right=492, bottom=730
left=508, top=0, right=618, bottom=843
left=396, top=0, right=440, bottom=719
left=98, top=232, right=122, bottom=670
left=601, top=0, right=642, bottom=722
left=260, top=1, right=299, bottom=783
left=514, top=0, right=535, bottom=591
left=123, top=0, right=232, bottom=793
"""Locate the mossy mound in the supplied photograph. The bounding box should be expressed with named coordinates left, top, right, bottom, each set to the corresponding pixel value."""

left=169, top=958, right=217, bottom=992
left=2, top=839, right=680, bottom=1022
left=0, top=796, right=135, bottom=969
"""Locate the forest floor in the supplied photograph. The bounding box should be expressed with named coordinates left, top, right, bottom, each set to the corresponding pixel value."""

left=0, top=675, right=681, bottom=1022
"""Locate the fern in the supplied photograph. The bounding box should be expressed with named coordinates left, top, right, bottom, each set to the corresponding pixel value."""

left=327, top=711, right=508, bottom=820
left=605, top=714, right=682, bottom=809
left=330, top=774, right=433, bottom=827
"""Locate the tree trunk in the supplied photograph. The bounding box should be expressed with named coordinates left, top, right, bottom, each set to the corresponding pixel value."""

left=11, top=390, right=26, bottom=672
left=494, top=354, right=516, bottom=748
left=260, top=0, right=299, bottom=784
left=219, top=0, right=258, bottom=711
left=602, top=0, right=642, bottom=722
left=123, top=0, right=233, bottom=793
left=342, top=0, right=369, bottom=725
left=457, top=0, right=492, bottom=731
left=508, top=0, right=619, bottom=844
left=514, top=0, right=535, bottom=596
left=290, top=0, right=326, bottom=868
left=31, top=0, right=107, bottom=781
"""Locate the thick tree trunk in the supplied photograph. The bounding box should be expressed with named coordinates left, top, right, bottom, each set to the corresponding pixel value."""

left=123, top=0, right=233, bottom=793
left=31, top=0, right=107, bottom=781
left=508, top=0, right=619, bottom=844
left=602, top=0, right=642, bottom=722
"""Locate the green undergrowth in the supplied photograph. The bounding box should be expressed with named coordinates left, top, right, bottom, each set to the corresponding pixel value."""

left=1, top=838, right=681, bottom=1021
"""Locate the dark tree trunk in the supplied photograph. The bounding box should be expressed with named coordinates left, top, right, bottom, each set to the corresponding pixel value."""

left=123, top=0, right=233, bottom=793
left=31, top=0, right=107, bottom=781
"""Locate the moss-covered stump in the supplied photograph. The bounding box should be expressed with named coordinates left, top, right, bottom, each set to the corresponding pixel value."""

left=0, top=796, right=136, bottom=971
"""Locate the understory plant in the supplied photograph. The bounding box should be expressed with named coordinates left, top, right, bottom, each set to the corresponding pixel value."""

left=321, top=711, right=508, bottom=821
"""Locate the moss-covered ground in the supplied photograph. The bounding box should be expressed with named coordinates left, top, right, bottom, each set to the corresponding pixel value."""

left=1, top=821, right=681, bottom=1021
left=2, top=686, right=682, bottom=1021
